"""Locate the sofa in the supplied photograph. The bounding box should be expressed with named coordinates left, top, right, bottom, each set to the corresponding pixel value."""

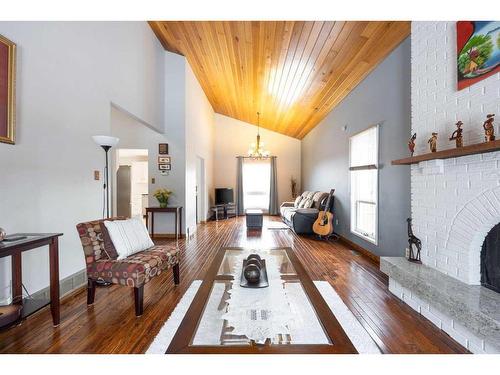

left=280, top=191, right=332, bottom=234
left=76, top=217, right=180, bottom=317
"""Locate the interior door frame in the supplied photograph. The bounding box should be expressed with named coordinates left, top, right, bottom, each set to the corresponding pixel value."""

left=196, top=155, right=206, bottom=223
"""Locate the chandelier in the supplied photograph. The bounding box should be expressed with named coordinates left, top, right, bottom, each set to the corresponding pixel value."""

left=248, top=112, right=270, bottom=158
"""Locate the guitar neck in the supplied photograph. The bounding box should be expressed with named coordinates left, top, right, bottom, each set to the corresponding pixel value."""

left=323, top=190, right=334, bottom=212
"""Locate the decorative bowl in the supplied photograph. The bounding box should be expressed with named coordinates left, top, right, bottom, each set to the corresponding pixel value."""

left=243, top=264, right=261, bottom=283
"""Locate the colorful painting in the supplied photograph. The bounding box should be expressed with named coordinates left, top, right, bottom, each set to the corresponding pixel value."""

left=457, top=21, right=500, bottom=90
left=0, top=34, right=16, bottom=144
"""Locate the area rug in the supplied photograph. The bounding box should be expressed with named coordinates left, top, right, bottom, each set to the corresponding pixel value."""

left=265, top=221, right=290, bottom=230
left=146, top=280, right=381, bottom=354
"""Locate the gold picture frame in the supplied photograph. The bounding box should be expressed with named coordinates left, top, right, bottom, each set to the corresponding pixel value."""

left=0, top=34, right=16, bottom=145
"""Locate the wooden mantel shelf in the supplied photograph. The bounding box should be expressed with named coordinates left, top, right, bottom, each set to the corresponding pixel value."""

left=392, top=139, right=500, bottom=165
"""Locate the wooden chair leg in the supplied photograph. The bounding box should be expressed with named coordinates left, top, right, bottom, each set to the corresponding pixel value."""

left=87, top=279, right=96, bottom=305
left=173, top=263, right=180, bottom=285
left=134, top=285, right=144, bottom=317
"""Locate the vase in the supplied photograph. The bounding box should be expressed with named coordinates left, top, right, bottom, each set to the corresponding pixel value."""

left=159, top=201, right=168, bottom=208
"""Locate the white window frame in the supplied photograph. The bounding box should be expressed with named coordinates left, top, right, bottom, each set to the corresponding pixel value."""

left=349, top=125, right=379, bottom=245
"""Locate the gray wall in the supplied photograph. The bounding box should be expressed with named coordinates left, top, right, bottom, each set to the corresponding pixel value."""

left=301, top=38, right=411, bottom=257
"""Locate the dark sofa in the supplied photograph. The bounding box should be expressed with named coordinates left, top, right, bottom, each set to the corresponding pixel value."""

left=280, top=191, right=332, bottom=234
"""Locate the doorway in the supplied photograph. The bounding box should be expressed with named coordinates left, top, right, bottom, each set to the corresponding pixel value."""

left=116, top=149, right=148, bottom=218
left=196, top=156, right=206, bottom=223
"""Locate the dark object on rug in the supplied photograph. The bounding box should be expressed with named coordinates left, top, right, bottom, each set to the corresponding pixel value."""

left=407, top=218, right=422, bottom=263
left=0, top=304, right=22, bottom=329
left=240, top=254, right=268, bottom=288
left=246, top=209, right=263, bottom=229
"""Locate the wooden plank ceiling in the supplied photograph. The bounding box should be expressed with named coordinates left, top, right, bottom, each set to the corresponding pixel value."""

left=149, top=21, right=410, bottom=139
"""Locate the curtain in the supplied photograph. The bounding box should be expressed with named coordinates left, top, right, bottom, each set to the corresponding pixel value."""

left=269, top=156, right=279, bottom=215
left=236, top=156, right=244, bottom=215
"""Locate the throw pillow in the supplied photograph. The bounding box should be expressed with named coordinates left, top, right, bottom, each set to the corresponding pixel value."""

left=302, top=198, right=314, bottom=209
left=298, top=198, right=309, bottom=208
left=100, top=222, right=119, bottom=259
left=103, top=217, right=154, bottom=260
left=294, top=196, right=302, bottom=208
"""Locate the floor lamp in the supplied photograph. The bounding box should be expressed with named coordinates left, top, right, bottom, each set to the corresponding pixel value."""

left=92, top=135, right=119, bottom=219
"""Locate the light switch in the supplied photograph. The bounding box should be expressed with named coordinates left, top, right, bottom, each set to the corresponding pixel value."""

left=94, top=170, right=100, bottom=180
left=151, top=177, right=156, bottom=184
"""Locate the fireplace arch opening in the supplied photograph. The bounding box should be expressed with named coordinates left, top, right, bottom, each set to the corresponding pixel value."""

left=481, top=222, right=500, bottom=293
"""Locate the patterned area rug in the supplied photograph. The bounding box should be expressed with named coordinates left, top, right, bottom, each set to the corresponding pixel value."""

left=146, top=280, right=381, bottom=354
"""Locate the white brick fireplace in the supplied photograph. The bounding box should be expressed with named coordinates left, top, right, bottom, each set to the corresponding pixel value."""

left=382, top=21, right=500, bottom=354
left=411, top=21, right=500, bottom=285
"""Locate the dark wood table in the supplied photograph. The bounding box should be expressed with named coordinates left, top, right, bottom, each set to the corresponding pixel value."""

left=145, top=206, right=183, bottom=240
left=166, top=246, right=357, bottom=354
left=0, top=233, right=63, bottom=326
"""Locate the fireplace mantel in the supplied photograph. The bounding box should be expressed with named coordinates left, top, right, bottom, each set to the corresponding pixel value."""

left=392, top=139, right=500, bottom=165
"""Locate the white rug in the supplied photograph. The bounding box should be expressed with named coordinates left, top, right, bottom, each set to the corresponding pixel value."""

left=265, top=222, right=290, bottom=230
left=146, top=280, right=381, bottom=354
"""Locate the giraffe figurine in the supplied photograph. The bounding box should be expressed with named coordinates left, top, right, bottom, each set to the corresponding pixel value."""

left=407, top=218, right=422, bottom=263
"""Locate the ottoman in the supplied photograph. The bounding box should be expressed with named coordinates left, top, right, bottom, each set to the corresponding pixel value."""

left=246, top=209, right=263, bottom=229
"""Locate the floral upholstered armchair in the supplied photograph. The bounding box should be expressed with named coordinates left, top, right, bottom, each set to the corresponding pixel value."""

left=76, top=217, right=180, bottom=316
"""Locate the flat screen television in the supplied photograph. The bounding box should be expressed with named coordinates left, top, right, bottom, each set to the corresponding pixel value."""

left=215, top=188, right=234, bottom=205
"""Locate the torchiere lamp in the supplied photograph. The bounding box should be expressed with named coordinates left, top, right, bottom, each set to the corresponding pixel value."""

left=92, top=135, right=119, bottom=219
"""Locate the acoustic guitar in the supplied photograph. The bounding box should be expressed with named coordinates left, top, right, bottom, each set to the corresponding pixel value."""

left=312, top=189, right=335, bottom=237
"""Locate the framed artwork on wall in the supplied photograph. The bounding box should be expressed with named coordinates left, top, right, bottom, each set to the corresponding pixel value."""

left=0, top=34, right=16, bottom=144
left=158, top=156, right=171, bottom=163
left=159, top=163, right=171, bottom=171
left=159, top=143, right=168, bottom=154
left=457, top=21, right=500, bottom=90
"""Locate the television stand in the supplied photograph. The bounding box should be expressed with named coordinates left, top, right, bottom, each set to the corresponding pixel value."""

left=211, top=203, right=236, bottom=221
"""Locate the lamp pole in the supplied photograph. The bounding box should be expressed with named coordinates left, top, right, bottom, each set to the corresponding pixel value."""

left=92, top=136, right=119, bottom=220
left=102, top=145, right=111, bottom=218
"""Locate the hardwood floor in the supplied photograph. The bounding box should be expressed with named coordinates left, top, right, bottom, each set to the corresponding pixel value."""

left=0, top=216, right=467, bottom=354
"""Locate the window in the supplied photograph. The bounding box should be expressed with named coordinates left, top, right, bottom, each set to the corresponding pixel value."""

left=242, top=158, right=271, bottom=211
left=349, top=126, right=378, bottom=244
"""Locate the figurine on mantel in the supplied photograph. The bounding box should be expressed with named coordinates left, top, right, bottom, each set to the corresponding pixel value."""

left=449, top=121, right=464, bottom=148
left=427, top=132, right=438, bottom=153
left=408, top=133, right=417, bottom=156
left=483, top=114, right=495, bottom=142
left=407, top=218, right=422, bottom=263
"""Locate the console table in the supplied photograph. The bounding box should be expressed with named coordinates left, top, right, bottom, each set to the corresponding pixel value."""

left=0, top=233, right=63, bottom=326
left=145, top=206, right=183, bottom=240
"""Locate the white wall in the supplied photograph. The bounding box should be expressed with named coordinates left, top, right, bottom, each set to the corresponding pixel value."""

left=110, top=106, right=181, bottom=234
left=301, top=39, right=411, bottom=257
left=214, top=114, right=301, bottom=208
left=0, top=24, right=216, bottom=302
left=410, top=22, right=500, bottom=284
left=185, top=63, right=215, bottom=233
left=0, top=22, right=167, bottom=303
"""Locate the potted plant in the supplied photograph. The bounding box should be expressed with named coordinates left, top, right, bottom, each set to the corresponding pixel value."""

left=153, top=188, right=173, bottom=208
left=291, top=177, right=298, bottom=199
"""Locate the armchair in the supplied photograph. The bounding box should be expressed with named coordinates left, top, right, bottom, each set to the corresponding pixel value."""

left=76, top=217, right=180, bottom=316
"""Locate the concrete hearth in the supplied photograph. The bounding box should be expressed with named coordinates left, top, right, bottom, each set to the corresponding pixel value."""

left=381, top=257, right=500, bottom=353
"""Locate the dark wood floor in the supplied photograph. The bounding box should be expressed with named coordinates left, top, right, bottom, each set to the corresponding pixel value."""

left=0, top=216, right=467, bottom=354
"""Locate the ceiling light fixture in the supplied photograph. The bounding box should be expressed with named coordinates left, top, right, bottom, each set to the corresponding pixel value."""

left=248, top=112, right=270, bottom=158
